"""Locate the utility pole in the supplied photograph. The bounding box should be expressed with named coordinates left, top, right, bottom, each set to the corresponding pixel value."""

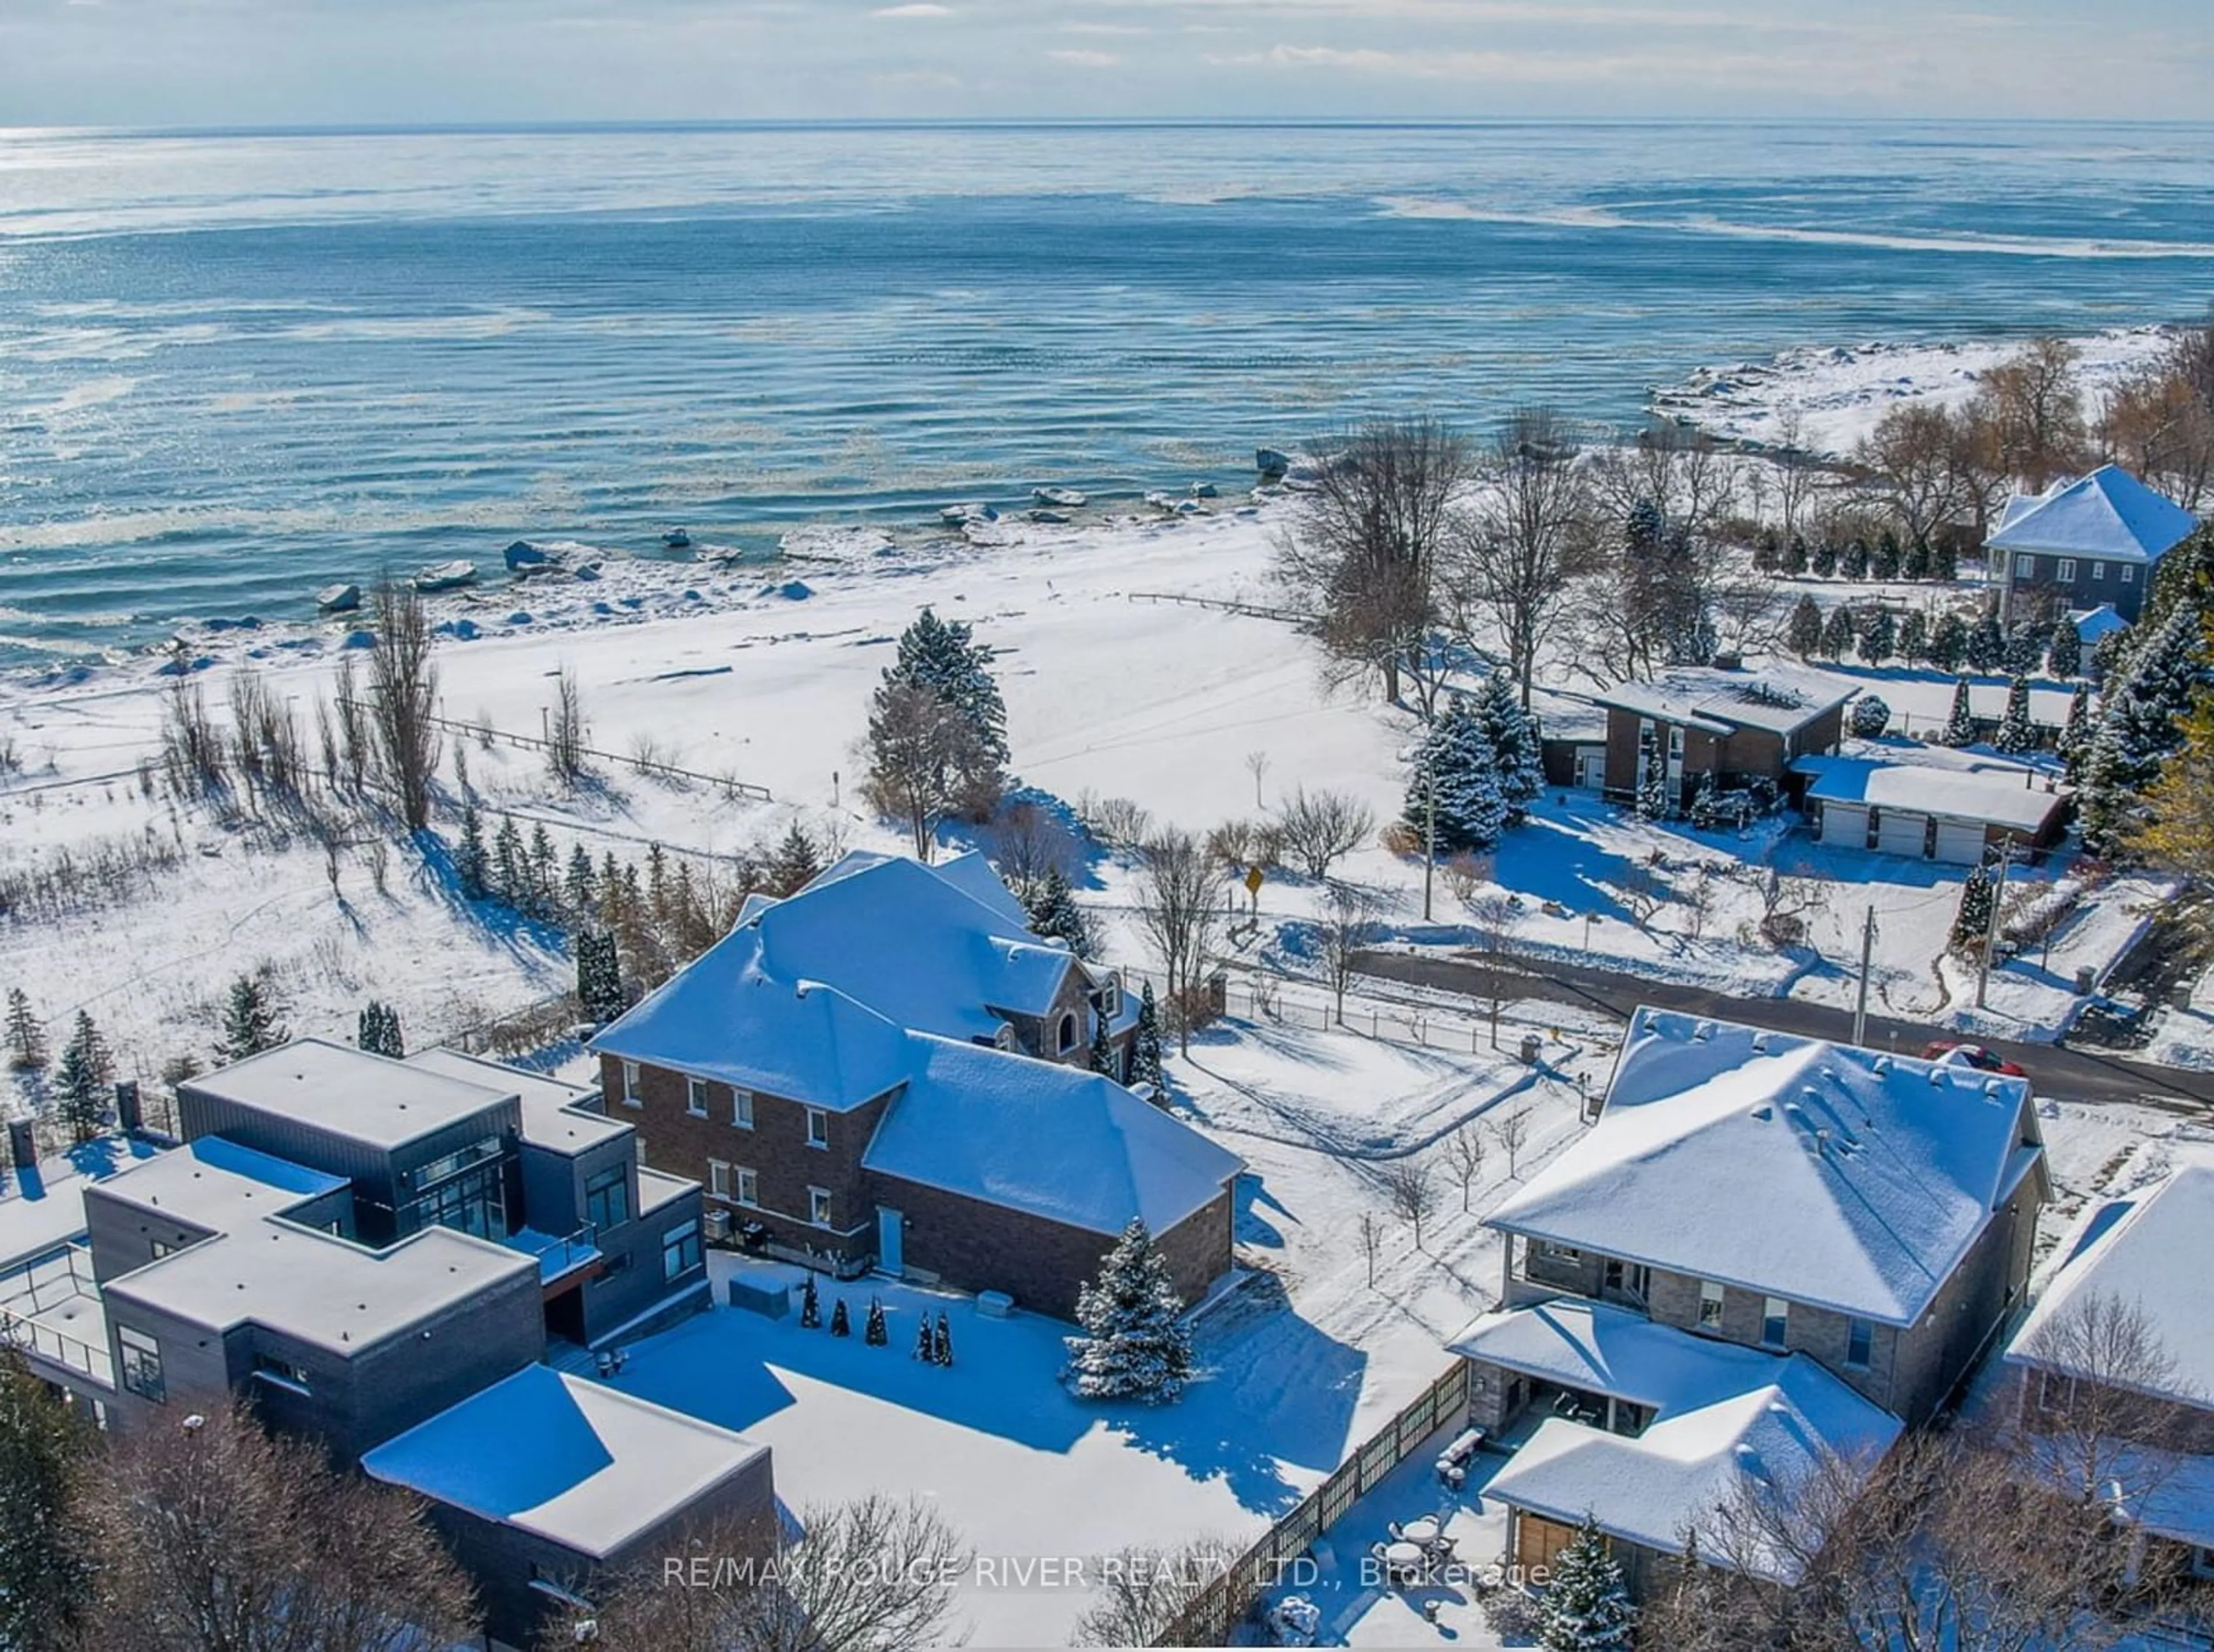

left=1851, top=905, right=1876, bottom=1047
left=1975, top=838, right=2014, bottom=1010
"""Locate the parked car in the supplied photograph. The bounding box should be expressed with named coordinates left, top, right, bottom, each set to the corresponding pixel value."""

left=1921, top=1041, right=2028, bottom=1078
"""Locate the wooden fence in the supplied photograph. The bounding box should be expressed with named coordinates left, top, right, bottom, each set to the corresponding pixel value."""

left=336, top=698, right=772, bottom=801
left=1155, top=1359, right=1471, bottom=1647
left=1127, top=591, right=1310, bottom=625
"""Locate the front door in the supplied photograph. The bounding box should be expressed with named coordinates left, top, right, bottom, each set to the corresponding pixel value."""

left=878, top=1206, right=904, bottom=1276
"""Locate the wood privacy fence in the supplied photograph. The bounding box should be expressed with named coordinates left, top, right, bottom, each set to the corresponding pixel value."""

left=1154, top=1359, right=1471, bottom=1647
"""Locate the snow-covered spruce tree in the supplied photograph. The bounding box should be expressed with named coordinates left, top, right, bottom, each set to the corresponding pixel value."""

left=912, top=1316, right=935, bottom=1363
left=1812, top=538, right=1839, bottom=579
left=54, top=1011, right=112, bottom=1145
left=1952, top=862, right=1997, bottom=949
left=2046, top=620, right=2084, bottom=680
left=870, top=606, right=1009, bottom=829
left=767, top=820, right=823, bottom=896
left=1873, top=529, right=1903, bottom=582
left=894, top=608, right=1008, bottom=765
left=829, top=1298, right=850, bottom=1338
left=1787, top=594, right=1825, bottom=658
left=1635, top=725, right=1668, bottom=821
left=1130, top=982, right=1166, bottom=1094
left=864, top=1298, right=888, bottom=1347
left=1966, top=611, right=2006, bottom=673
left=357, top=1001, right=404, bottom=1059
left=1025, top=865, right=1095, bottom=957
left=1928, top=611, right=1970, bottom=672
left=1477, top=672, right=1546, bottom=824
left=1535, top=1517, right=1636, bottom=1651
left=1819, top=604, right=1856, bottom=661
left=5, top=990, right=45, bottom=1073
left=217, top=975, right=286, bottom=1063
left=1904, top=538, right=1933, bottom=581
left=933, top=1311, right=953, bottom=1368
left=1993, top=676, right=2037, bottom=755
left=1065, top=1219, right=1193, bottom=1404
left=1783, top=533, right=1810, bottom=577
left=2079, top=602, right=2212, bottom=857
left=492, top=815, right=526, bottom=905
left=1899, top=608, right=1930, bottom=665
left=563, top=842, right=596, bottom=918
left=1941, top=676, right=1977, bottom=747
left=1087, top=1010, right=1114, bottom=1077
left=799, top=1273, right=820, bottom=1330
left=1848, top=695, right=1892, bottom=740
left=1857, top=606, right=1897, bottom=666
left=1842, top=537, right=1870, bottom=582
left=577, top=930, right=626, bottom=1024
left=2004, top=623, right=2047, bottom=678
left=2058, top=684, right=2095, bottom=782
left=1403, top=694, right=1507, bottom=853
left=454, top=802, right=488, bottom=899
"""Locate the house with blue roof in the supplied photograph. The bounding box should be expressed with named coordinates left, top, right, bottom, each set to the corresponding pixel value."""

left=1989, top=463, right=2199, bottom=626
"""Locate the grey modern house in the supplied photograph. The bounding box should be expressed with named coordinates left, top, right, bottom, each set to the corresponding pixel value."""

left=1989, top=465, right=2197, bottom=626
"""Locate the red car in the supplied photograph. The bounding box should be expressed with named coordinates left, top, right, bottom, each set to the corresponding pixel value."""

left=1921, top=1041, right=2028, bottom=1078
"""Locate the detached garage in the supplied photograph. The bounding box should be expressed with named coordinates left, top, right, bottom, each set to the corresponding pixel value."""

left=1794, top=756, right=2072, bottom=863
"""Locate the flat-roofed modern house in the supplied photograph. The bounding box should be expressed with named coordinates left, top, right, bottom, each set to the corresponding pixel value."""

left=2002, top=1163, right=2214, bottom=1583
left=593, top=850, right=1242, bottom=1319
left=1593, top=663, right=1852, bottom=810
left=364, top=1364, right=777, bottom=1647
left=1451, top=1008, right=2049, bottom=1592
left=1990, top=465, right=2198, bottom=626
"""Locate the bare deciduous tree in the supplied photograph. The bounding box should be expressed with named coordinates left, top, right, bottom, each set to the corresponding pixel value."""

left=1856, top=402, right=1970, bottom=546
left=1974, top=336, right=2091, bottom=492
left=2016, top=1289, right=2190, bottom=1513
left=1133, top=828, right=1221, bottom=1055
left=981, top=798, right=1079, bottom=897
left=1315, top=881, right=1380, bottom=1023
left=2099, top=329, right=2214, bottom=509
left=547, top=666, right=590, bottom=787
left=1072, top=1533, right=1233, bottom=1649
left=1492, top=1108, right=1530, bottom=1178
left=1358, top=1210, right=1381, bottom=1287
left=1274, top=786, right=1376, bottom=880
left=1272, top=417, right=1474, bottom=713
left=1380, top=1155, right=1439, bottom=1250
left=1444, top=1123, right=1487, bottom=1211
left=1450, top=406, right=1598, bottom=706
left=367, top=582, right=443, bottom=832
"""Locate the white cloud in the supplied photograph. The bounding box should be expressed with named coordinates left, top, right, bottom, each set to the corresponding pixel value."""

left=870, top=2, right=953, bottom=16
left=1048, top=46, right=1123, bottom=65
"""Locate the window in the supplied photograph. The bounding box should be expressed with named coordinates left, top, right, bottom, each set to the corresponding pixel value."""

left=661, top=1221, right=701, bottom=1282
left=1846, top=1318, right=1874, bottom=1370
left=2194, top=1547, right=2214, bottom=1581
left=2121, top=564, right=2136, bottom=584
left=731, top=1088, right=754, bottom=1130
left=2016, top=554, right=2035, bottom=578
left=1667, top=726, right=1685, bottom=758
left=2091, top=559, right=2106, bottom=580
left=118, top=1326, right=165, bottom=1402
left=601, top=1252, right=632, bottom=1278
left=584, top=1165, right=630, bottom=1231
left=252, top=1353, right=311, bottom=1394
left=1098, top=979, right=1120, bottom=1019
left=1057, top=1012, right=1078, bottom=1054
left=1761, top=1296, right=1790, bottom=1348
left=620, top=1060, right=642, bottom=1108
left=1540, top=1242, right=1582, bottom=1262
left=708, top=1159, right=732, bottom=1201
left=686, top=1077, right=709, bottom=1118
left=808, top=1187, right=833, bottom=1228
left=805, top=1107, right=829, bottom=1149
left=736, top=1167, right=759, bottom=1208
left=2056, top=559, right=2077, bottom=583
left=1698, top=1280, right=1725, bottom=1329
left=2038, top=1367, right=2076, bottom=1414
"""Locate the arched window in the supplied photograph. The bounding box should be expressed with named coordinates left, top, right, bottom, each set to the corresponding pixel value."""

left=1057, top=1012, right=1079, bottom=1054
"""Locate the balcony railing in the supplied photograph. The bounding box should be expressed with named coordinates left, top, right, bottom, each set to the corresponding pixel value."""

left=0, top=1246, right=114, bottom=1389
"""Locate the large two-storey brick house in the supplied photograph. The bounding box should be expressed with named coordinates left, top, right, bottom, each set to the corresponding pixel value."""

left=590, top=850, right=1242, bottom=1319
left=1451, top=1008, right=2050, bottom=1591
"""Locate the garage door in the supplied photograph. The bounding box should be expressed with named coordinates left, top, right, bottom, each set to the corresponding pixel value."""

left=1877, top=810, right=1929, bottom=858
left=1933, top=820, right=1987, bottom=865
left=1821, top=804, right=1869, bottom=849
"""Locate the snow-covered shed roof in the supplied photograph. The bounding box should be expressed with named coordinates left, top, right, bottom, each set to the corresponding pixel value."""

left=1594, top=664, right=1854, bottom=737
left=362, top=1364, right=767, bottom=1560
left=1459, top=1300, right=1901, bottom=1579
left=864, top=1034, right=1242, bottom=1237
left=2004, top=1165, right=2214, bottom=1409
left=406, top=1047, right=630, bottom=1153
left=89, top=1136, right=347, bottom=1231
left=1988, top=465, right=2198, bottom=564
left=1793, top=755, right=2069, bottom=834
left=2071, top=603, right=2129, bottom=643
left=1488, top=1008, right=2046, bottom=1326
left=185, top=1039, right=515, bottom=1151
left=1530, top=687, right=1610, bottom=746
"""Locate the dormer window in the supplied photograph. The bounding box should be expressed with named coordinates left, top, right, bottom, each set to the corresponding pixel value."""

left=1097, top=978, right=1120, bottom=1020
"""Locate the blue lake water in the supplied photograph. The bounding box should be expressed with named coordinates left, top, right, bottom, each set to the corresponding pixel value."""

left=2, top=120, right=2211, bottom=663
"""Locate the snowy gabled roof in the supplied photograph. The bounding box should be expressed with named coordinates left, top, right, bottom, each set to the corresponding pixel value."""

left=362, top=1364, right=767, bottom=1560
left=929, top=848, right=1040, bottom=930
left=1594, top=664, right=1854, bottom=737
left=863, top=1033, right=1242, bottom=1238
left=1988, top=465, right=2198, bottom=564
left=1487, top=1008, right=2046, bottom=1326
left=2070, top=603, right=2129, bottom=643
left=1793, top=755, right=2069, bottom=833
left=1459, top=1300, right=1901, bottom=1579
left=2004, top=1165, right=2214, bottom=1409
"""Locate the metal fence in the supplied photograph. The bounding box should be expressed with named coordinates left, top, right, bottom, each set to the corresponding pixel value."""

left=1155, top=1359, right=1471, bottom=1647
left=1117, top=962, right=1564, bottom=1061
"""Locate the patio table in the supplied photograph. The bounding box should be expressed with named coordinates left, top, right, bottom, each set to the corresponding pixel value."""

left=1384, top=1541, right=1428, bottom=1581
left=1399, top=1517, right=1441, bottom=1547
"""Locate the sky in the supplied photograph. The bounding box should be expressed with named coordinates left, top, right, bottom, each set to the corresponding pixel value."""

left=0, top=0, right=2209, bottom=127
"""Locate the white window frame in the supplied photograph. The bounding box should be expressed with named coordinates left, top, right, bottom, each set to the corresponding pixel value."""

left=1698, top=1280, right=1725, bottom=1329
left=707, top=1159, right=732, bottom=1201
left=1098, top=978, right=1120, bottom=1019
left=737, top=1167, right=759, bottom=1208
left=731, top=1088, right=754, bottom=1130
left=2121, top=564, right=2136, bottom=583
left=1762, top=1296, right=1790, bottom=1349
left=620, top=1060, right=642, bottom=1108
left=805, top=1107, right=829, bottom=1149
left=1845, top=1317, right=1874, bottom=1370
left=808, top=1187, right=833, bottom=1228
left=2056, top=559, right=2077, bottom=583
left=2091, top=560, right=2106, bottom=580
left=686, top=1076, right=709, bottom=1118
left=2038, top=1367, right=2076, bottom=1414
left=2015, top=554, right=2035, bottom=579
left=1540, top=1242, right=1582, bottom=1262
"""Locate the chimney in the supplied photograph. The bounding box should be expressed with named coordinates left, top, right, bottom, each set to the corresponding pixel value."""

left=7, top=1119, right=36, bottom=1174
left=115, top=1080, right=142, bottom=1136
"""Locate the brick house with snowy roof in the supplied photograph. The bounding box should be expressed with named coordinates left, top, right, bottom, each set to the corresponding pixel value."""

left=1449, top=1007, right=2049, bottom=1593
left=1593, top=662, right=1852, bottom=810
left=590, top=851, right=1242, bottom=1319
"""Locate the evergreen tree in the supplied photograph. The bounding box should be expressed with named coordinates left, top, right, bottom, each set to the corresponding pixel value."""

left=1952, top=862, right=1997, bottom=948
left=1904, top=538, right=1933, bottom=581
left=1476, top=671, right=1546, bottom=824
left=0, top=1348, right=96, bottom=1648
left=865, top=1297, right=888, bottom=1347
left=1842, top=537, right=1870, bottom=582
left=1899, top=608, right=1930, bottom=665
left=1783, top=533, right=1810, bottom=577
left=1873, top=529, right=1903, bottom=582
left=563, top=842, right=596, bottom=916
left=1064, top=1219, right=1193, bottom=1404
left=2046, top=620, right=2084, bottom=680
left=1928, top=611, right=1970, bottom=672
left=1635, top=725, right=1668, bottom=821
left=2002, top=623, right=2046, bottom=677
left=1087, top=1010, right=1114, bottom=1077
left=1931, top=539, right=1959, bottom=581
left=1535, top=1517, right=1636, bottom=1651
left=933, top=1311, right=953, bottom=1368
left=1993, top=676, right=2037, bottom=755
left=1848, top=695, right=1892, bottom=740
left=1025, top=865, right=1095, bottom=957
left=1812, top=538, right=1839, bottom=579
left=2079, top=601, right=2212, bottom=857
left=913, top=1316, right=936, bottom=1363
left=1857, top=606, right=1897, bottom=666
left=1787, top=594, right=1825, bottom=658
left=1819, top=604, right=1857, bottom=661
left=799, top=1273, right=820, bottom=1330
left=4, top=989, right=44, bottom=1073
left=829, top=1298, right=850, bottom=1337
left=597, top=851, right=624, bottom=930
left=217, top=975, right=286, bottom=1063
left=891, top=608, right=1009, bottom=767
left=646, top=842, right=670, bottom=925
left=1752, top=529, right=1780, bottom=573
left=53, top=1010, right=112, bottom=1144
left=492, top=815, right=525, bottom=904
left=767, top=821, right=823, bottom=895
left=2058, top=683, right=2095, bottom=782
left=1402, top=694, right=1507, bottom=853
left=1941, top=676, right=1978, bottom=747
left=1131, top=982, right=1166, bottom=1093
left=529, top=822, right=558, bottom=912
left=577, top=930, right=625, bottom=1023
left=454, top=802, right=488, bottom=899
left=357, top=1000, right=404, bottom=1058
left=1966, top=612, right=2006, bottom=673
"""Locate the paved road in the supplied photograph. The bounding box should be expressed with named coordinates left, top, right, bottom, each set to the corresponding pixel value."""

left=1353, top=949, right=2214, bottom=1114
